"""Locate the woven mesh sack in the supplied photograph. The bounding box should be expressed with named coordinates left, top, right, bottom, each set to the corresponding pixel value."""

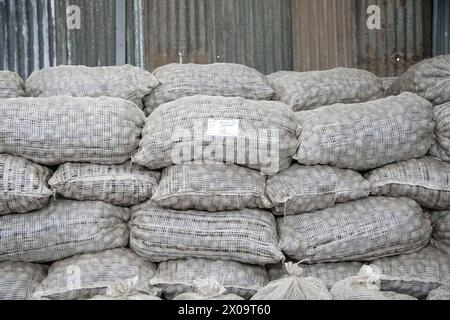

left=429, top=210, right=450, bottom=254
left=370, top=246, right=450, bottom=299
left=295, top=92, right=435, bottom=171
left=430, top=102, right=450, bottom=161
left=25, top=65, right=159, bottom=108
left=331, top=266, right=417, bottom=300
left=143, top=63, right=274, bottom=114
left=251, top=262, right=332, bottom=300
left=277, top=197, right=432, bottom=263
left=0, top=199, right=130, bottom=263
left=152, top=163, right=271, bottom=211
left=267, top=262, right=363, bottom=290
left=172, top=278, right=245, bottom=300
left=0, top=154, right=53, bottom=216
left=267, top=68, right=383, bottom=111
left=129, top=202, right=284, bottom=264
left=266, top=164, right=370, bottom=215
left=89, top=294, right=161, bottom=300
left=366, top=157, right=450, bottom=210
left=151, top=258, right=269, bottom=300
left=0, top=262, right=47, bottom=300
left=33, top=248, right=157, bottom=300
left=388, top=55, right=450, bottom=105
left=427, top=284, right=450, bottom=300
left=0, top=71, right=25, bottom=98
left=0, top=97, right=145, bottom=165
left=135, top=95, right=298, bottom=175
left=380, top=77, right=398, bottom=96
left=49, top=162, right=160, bottom=207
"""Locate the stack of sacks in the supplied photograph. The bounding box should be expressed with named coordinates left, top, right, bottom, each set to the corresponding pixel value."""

left=0, top=71, right=25, bottom=98
left=0, top=65, right=161, bottom=300
left=129, top=63, right=299, bottom=300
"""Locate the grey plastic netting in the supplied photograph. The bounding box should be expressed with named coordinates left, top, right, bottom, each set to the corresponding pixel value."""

left=277, top=197, right=432, bottom=263
left=267, top=68, right=383, bottom=111
left=267, top=261, right=363, bottom=290
left=33, top=248, right=157, bottom=300
left=49, top=162, right=160, bottom=207
left=0, top=97, right=145, bottom=165
left=135, top=95, right=298, bottom=175
left=143, top=63, right=274, bottom=114
left=129, top=202, right=284, bottom=265
left=251, top=263, right=332, bottom=300
left=25, top=65, right=159, bottom=108
left=427, top=284, right=450, bottom=300
left=388, top=55, right=450, bottom=105
left=0, top=71, right=25, bottom=98
left=0, top=262, right=47, bottom=300
left=150, top=258, right=269, bottom=300
left=365, top=157, right=450, bottom=210
left=330, top=266, right=417, bottom=300
left=0, top=154, right=53, bottom=216
left=429, top=210, right=450, bottom=254
left=0, top=199, right=130, bottom=263
left=430, top=102, right=450, bottom=161
left=152, top=163, right=271, bottom=211
left=370, top=246, right=450, bottom=299
left=266, top=164, right=370, bottom=215
left=172, top=278, right=245, bottom=300
left=295, top=92, right=435, bottom=171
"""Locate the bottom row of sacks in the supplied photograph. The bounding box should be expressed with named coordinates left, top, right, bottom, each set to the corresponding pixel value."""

left=0, top=246, right=449, bottom=300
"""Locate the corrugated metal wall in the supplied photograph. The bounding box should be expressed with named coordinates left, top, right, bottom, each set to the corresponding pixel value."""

left=433, top=0, right=450, bottom=55
left=143, top=0, right=293, bottom=74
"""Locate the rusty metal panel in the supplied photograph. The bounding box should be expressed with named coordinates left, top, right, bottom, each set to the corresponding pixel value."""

left=292, top=0, right=355, bottom=72
left=143, top=0, right=293, bottom=74
left=0, top=0, right=57, bottom=79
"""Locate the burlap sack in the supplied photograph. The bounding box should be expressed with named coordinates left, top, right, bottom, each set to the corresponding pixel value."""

left=33, top=248, right=157, bottom=300
left=429, top=210, right=450, bottom=254
left=25, top=65, right=159, bottom=108
left=0, top=71, right=25, bottom=98
left=143, top=63, right=274, bottom=114
left=278, top=197, right=432, bottom=263
left=427, top=284, right=450, bottom=300
left=172, top=278, right=245, bottom=300
left=0, top=262, right=47, bottom=300
left=266, top=164, right=370, bottom=215
left=150, top=258, right=269, bottom=300
left=152, top=163, right=271, bottom=211
left=388, top=55, right=450, bottom=105
left=267, top=261, right=363, bottom=290
left=295, top=93, right=435, bottom=171
left=129, top=202, right=284, bottom=265
left=268, top=68, right=383, bottom=111
left=0, top=199, right=130, bottom=263
left=331, top=266, right=417, bottom=300
left=0, top=154, right=53, bottom=215
left=135, top=95, right=298, bottom=175
left=49, top=162, right=160, bottom=207
left=0, top=97, right=145, bottom=165
left=370, top=246, right=450, bottom=299
left=430, top=102, right=450, bottom=161
left=251, top=263, right=332, bottom=300
left=366, top=157, right=450, bottom=210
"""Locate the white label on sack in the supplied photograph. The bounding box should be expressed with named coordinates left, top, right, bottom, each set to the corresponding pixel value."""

left=206, top=119, right=239, bottom=137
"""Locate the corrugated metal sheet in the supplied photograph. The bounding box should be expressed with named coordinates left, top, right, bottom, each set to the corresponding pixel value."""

left=0, top=0, right=57, bottom=79
left=433, top=0, right=450, bottom=55
left=143, top=0, right=293, bottom=74
left=292, top=0, right=355, bottom=72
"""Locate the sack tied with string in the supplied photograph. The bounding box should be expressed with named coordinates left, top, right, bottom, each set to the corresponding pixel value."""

left=295, top=92, right=435, bottom=171
left=266, top=164, right=370, bottom=215
left=143, top=63, right=274, bottom=114
left=0, top=154, right=53, bottom=216
left=268, top=68, right=383, bottom=111
left=152, top=163, right=271, bottom=211
left=429, top=210, right=450, bottom=255
left=133, top=95, right=299, bottom=175
left=0, top=97, right=145, bottom=165
left=277, top=197, right=432, bottom=263
left=49, top=162, right=160, bottom=207
left=0, top=199, right=130, bottom=263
